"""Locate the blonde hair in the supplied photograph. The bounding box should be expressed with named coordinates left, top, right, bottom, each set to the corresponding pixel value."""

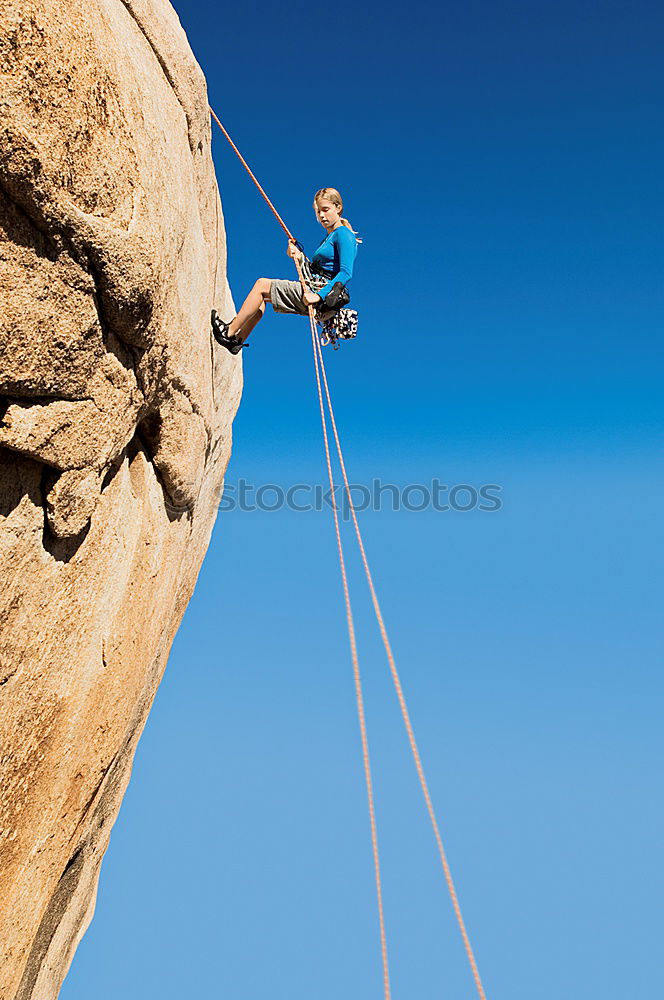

left=313, top=187, right=363, bottom=243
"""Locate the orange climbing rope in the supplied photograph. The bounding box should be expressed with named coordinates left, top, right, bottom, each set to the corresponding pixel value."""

left=209, top=105, right=488, bottom=1000
left=209, top=107, right=293, bottom=240
left=302, top=256, right=392, bottom=998
left=309, top=319, right=487, bottom=1000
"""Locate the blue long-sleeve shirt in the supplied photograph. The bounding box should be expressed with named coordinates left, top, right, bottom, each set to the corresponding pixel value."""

left=310, top=225, right=358, bottom=299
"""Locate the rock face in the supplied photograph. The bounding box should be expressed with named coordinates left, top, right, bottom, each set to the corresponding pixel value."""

left=0, top=2, right=241, bottom=996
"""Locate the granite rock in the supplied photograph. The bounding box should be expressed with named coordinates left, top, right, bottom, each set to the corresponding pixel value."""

left=0, top=1, right=241, bottom=996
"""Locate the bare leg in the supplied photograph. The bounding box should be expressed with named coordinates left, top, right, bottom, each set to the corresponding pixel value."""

left=228, top=278, right=271, bottom=338
left=235, top=300, right=265, bottom=342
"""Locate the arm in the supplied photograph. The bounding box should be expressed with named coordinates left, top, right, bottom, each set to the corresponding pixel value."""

left=316, top=227, right=356, bottom=300
left=287, top=239, right=304, bottom=262
left=287, top=239, right=319, bottom=305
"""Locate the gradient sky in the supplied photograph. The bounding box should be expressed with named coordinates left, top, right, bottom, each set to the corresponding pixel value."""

left=61, top=1, right=662, bottom=998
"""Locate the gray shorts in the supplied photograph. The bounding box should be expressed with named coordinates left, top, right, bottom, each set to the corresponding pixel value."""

left=270, top=269, right=332, bottom=316
left=270, top=278, right=308, bottom=315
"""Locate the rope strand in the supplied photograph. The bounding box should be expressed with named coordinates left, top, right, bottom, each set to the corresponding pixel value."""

left=209, top=103, right=487, bottom=1000
left=301, top=273, right=391, bottom=1000
left=311, top=331, right=488, bottom=1000
left=209, top=107, right=293, bottom=240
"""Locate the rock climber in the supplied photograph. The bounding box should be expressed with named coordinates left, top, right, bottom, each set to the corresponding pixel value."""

left=211, top=187, right=361, bottom=354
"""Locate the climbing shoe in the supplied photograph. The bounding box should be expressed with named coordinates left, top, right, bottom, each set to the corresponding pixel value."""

left=211, top=310, right=247, bottom=355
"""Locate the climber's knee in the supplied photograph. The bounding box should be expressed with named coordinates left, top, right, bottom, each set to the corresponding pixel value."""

left=255, top=277, right=271, bottom=298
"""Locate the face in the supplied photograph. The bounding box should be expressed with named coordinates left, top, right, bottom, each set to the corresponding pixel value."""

left=315, top=198, right=342, bottom=229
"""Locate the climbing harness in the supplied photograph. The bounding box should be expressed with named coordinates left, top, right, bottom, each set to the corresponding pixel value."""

left=300, top=257, right=359, bottom=349
left=209, top=104, right=488, bottom=1000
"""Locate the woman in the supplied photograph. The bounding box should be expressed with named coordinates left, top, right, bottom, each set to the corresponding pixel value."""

left=211, top=187, right=360, bottom=355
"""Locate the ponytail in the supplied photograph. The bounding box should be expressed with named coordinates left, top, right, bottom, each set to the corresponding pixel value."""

left=340, top=217, right=363, bottom=244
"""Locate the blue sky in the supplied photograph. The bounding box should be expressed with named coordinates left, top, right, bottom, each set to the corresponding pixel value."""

left=61, top=1, right=662, bottom=998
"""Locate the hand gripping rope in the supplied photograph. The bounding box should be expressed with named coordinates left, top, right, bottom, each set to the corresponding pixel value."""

left=209, top=104, right=488, bottom=1000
